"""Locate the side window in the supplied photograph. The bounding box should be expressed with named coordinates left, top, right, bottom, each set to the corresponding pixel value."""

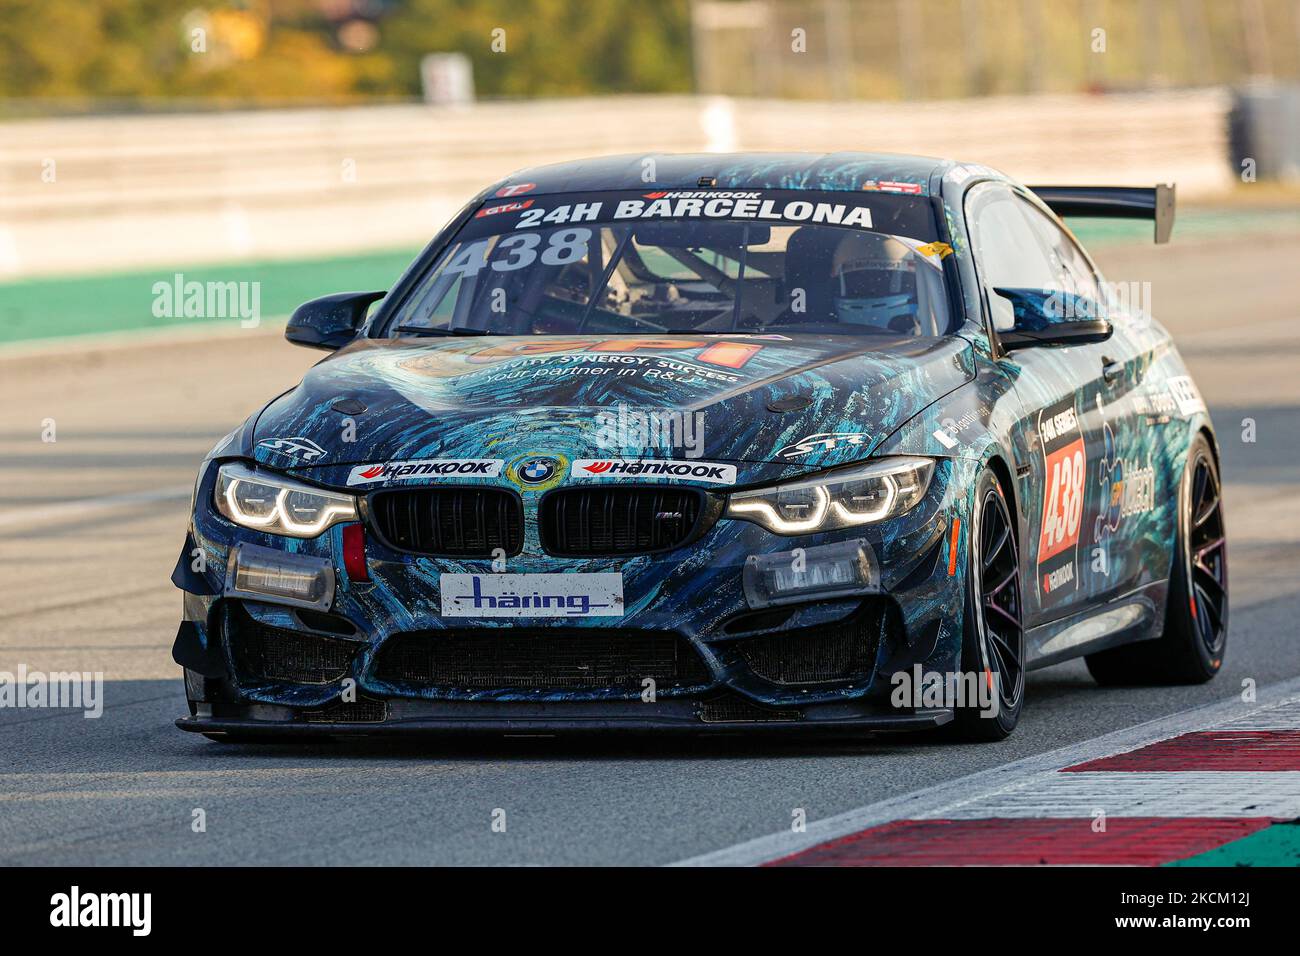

left=966, top=184, right=1058, bottom=330
left=968, top=184, right=1106, bottom=331
left=1018, top=201, right=1104, bottom=303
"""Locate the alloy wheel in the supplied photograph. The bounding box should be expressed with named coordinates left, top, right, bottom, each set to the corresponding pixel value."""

left=1186, top=451, right=1228, bottom=656
left=976, top=487, right=1025, bottom=714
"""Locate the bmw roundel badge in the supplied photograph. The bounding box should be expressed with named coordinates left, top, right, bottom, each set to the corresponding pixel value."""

left=516, top=456, right=559, bottom=485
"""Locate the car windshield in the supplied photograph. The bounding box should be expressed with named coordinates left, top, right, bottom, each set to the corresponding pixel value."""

left=383, top=188, right=954, bottom=338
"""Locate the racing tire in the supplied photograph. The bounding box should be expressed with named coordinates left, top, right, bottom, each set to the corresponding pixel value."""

left=951, top=467, right=1025, bottom=741
left=1085, top=433, right=1227, bottom=686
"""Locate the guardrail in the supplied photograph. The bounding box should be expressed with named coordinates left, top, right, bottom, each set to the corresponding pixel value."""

left=0, top=90, right=1232, bottom=279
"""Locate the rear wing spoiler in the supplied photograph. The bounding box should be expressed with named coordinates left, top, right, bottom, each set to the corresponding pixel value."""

left=1027, top=184, right=1176, bottom=244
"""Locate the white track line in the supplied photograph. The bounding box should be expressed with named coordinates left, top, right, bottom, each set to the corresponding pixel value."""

left=0, top=486, right=191, bottom=530
left=933, top=772, right=1300, bottom=819
left=670, top=675, right=1300, bottom=866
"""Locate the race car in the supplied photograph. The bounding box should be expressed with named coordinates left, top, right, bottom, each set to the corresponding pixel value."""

left=172, top=152, right=1226, bottom=742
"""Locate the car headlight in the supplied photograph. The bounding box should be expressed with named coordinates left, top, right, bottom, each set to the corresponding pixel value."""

left=214, top=462, right=357, bottom=538
left=724, top=457, right=934, bottom=535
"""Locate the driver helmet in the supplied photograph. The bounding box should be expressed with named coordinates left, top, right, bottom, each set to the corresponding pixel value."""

left=829, top=233, right=919, bottom=332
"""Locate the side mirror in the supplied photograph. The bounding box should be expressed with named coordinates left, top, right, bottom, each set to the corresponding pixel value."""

left=285, top=291, right=385, bottom=350
left=992, top=287, right=1112, bottom=350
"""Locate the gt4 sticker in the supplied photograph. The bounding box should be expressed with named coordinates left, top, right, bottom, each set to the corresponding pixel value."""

left=440, top=573, right=623, bottom=618
left=1036, top=397, right=1085, bottom=607
left=256, top=437, right=326, bottom=461
left=573, top=458, right=737, bottom=484
left=776, top=432, right=871, bottom=459
left=476, top=199, right=533, bottom=218
left=346, top=459, right=503, bottom=485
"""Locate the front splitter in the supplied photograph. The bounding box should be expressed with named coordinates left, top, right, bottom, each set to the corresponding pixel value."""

left=177, top=704, right=953, bottom=737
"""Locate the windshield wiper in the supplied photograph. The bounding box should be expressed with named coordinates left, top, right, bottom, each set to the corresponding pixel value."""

left=395, top=325, right=492, bottom=337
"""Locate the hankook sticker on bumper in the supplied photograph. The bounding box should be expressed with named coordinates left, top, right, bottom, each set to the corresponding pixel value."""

left=346, top=459, right=504, bottom=485
left=572, top=458, right=736, bottom=483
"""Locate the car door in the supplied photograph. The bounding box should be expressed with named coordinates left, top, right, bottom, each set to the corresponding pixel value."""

left=1018, top=200, right=1162, bottom=604
left=965, top=182, right=1133, bottom=627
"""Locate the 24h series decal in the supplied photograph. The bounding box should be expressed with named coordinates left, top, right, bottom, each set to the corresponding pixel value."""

left=1036, top=396, right=1086, bottom=608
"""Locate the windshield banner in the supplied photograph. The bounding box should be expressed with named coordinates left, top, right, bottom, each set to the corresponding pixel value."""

left=462, top=188, right=937, bottom=242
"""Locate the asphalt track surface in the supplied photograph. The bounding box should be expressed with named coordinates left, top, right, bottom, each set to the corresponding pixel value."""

left=1, top=235, right=1297, bottom=866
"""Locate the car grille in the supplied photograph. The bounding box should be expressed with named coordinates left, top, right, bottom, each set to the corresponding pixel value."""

left=302, top=697, right=388, bottom=723
left=228, top=604, right=358, bottom=684
left=540, top=487, right=706, bottom=556
left=368, top=488, right=523, bottom=557
left=373, top=629, right=712, bottom=691
left=699, top=693, right=803, bottom=723
left=731, top=604, right=890, bottom=685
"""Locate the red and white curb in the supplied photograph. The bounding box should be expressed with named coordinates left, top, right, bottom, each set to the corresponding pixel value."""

left=671, top=676, right=1300, bottom=866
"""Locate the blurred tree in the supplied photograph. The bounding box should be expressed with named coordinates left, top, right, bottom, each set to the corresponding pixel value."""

left=379, top=0, right=693, bottom=97
left=0, top=0, right=694, bottom=109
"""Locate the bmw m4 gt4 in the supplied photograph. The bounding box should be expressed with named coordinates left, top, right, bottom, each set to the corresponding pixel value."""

left=172, top=152, right=1226, bottom=742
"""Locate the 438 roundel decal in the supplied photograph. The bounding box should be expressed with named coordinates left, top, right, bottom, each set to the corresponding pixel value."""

left=1036, top=397, right=1086, bottom=607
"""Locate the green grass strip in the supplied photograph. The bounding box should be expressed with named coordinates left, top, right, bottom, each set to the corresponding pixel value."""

left=1165, top=820, right=1300, bottom=867
left=0, top=248, right=419, bottom=345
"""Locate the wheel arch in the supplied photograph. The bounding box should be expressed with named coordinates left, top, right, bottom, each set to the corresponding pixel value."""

left=981, top=450, right=1020, bottom=547
left=1197, top=423, right=1221, bottom=468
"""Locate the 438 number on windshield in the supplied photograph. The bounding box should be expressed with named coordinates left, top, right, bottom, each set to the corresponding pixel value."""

left=442, top=228, right=593, bottom=279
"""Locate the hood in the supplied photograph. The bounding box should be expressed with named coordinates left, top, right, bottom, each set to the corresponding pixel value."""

left=250, top=333, right=974, bottom=486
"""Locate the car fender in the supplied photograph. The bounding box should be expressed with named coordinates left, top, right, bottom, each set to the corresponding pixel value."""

left=871, top=367, right=1030, bottom=585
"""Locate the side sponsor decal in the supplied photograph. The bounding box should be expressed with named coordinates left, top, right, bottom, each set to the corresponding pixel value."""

left=256, top=437, right=326, bottom=461
left=1132, top=382, right=1176, bottom=419
left=1036, top=396, right=1085, bottom=608
left=346, top=459, right=504, bottom=485
left=572, top=458, right=737, bottom=484
left=1093, top=396, right=1155, bottom=546
left=440, top=573, right=623, bottom=618
left=1167, top=375, right=1206, bottom=416
left=1121, top=463, right=1155, bottom=516
left=494, top=183, right=535, bottom=197
left=932, top=409, right=980, bottom=450
left=776, top=432, right=871, bottom=459
left=1093, top=397, right=1122, bottom=546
